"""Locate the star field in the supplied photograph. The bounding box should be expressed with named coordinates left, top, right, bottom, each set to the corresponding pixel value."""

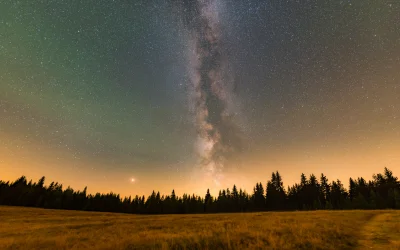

left=1, top=1, right=399, bottom=196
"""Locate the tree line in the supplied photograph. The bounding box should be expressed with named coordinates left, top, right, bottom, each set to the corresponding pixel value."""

left=0, top=168, right=399, bottom=214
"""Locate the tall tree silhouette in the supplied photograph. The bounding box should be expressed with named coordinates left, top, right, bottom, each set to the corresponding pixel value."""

left=266, top=171, right=286, bottom=210
left=319, top=173, right=330, bottom=209
left=204, top=189, right=213, bottom=212
left=0, top=168, right=398, bottom=214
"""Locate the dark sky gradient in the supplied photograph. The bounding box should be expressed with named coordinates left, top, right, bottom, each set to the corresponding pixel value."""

left=1, top=1, right=399, bottom=197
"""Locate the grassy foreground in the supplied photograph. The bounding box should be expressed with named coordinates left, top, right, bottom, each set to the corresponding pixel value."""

left=0, top=206, right=399, bottom=250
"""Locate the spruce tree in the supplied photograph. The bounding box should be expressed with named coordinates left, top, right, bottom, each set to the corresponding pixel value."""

left=394, top=188, right=400, bottom=209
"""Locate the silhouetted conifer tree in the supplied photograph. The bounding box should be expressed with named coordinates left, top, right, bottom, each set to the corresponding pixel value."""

left=0, top=168, right=398, bottom=214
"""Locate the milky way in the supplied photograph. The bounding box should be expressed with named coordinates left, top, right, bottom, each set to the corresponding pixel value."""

left=1, top=1, right=399, bottom=197
left=179, top=0, right=242, bottom=185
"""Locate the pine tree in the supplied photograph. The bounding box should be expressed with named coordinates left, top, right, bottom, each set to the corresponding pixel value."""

left=319, top=173, right=330, bottom=209
left=387, top=188, right=395, bottom=209
left=369, top=190, right=377, bottom=209
left=349, top=178, right=356, bottom=202
left=204, top=189, right=213, bottom=212
left=394, top=188, right=400, bottom=209
left=266, top=171, right=286, bottom=210
left=352, top=194, right=369, bottom=209
left=309, top=174, right=320, bottom=209
left=232, top=185, right=239, bottom=212
left=0, top=167, right=398, bottom=214
left=301, top=173, right=307, bottom=186
left=325, top=201, right=333, bottom=210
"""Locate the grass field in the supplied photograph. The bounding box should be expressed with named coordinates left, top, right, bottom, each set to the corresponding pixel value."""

left=0, top=206, right=399, bottom=250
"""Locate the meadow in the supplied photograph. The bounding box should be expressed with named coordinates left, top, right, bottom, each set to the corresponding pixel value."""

left=0, top=206, right=399, bottom=250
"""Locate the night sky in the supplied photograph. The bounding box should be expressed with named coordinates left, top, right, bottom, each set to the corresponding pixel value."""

left=1, top=1, right=399, bottom=197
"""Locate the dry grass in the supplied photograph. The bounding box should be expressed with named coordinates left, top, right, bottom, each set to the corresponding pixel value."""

left=358, top=211, right=400, bottom=249
left=0, top=206, right=399, bottom=250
